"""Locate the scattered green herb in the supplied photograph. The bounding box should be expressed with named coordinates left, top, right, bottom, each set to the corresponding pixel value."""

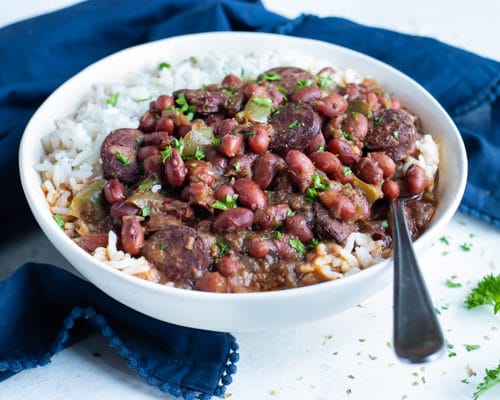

left=295, top=79, right=313, bottom=88
left=305, top=173, right=330, bottom=201
left=53, top=214, right=65, bottom=228
left=381, top=220, right=389, bottom=230
left=307, top=238, right=320, bottom=249
left=133, top=96, right=154, bottom=103
left=317, top=145, right=325, bottom=152
left=222, top=87, right=237, bottom=95
left=288, top=120, right=300, bottom=129
left=193, top=148, right=205, bottom=160
left=158, top=62, right=171, bottom=70
left=213, top=137, right=221, bottom=147
left=140, top=206, right=150, bottom=217
left=233, top=161, right=241, bottom=171
left=273, top=231, right=283, bottom=240
left=465, top=344, right=481, bottom=352
left=286, top=209, right=295, bottom=217
left=461, top=378, right=470, bottom=384
left=189, top=56, right=198, bottom=65
left=173, top=93, right=195, bottom=121
left=160, top=146, right=173, bottom=162
left=465, top=274, right=500, bottom=314
left=392, top=130, right=399, bottom=139
left=473, top=363, right=500, bottom=400
left=106, top=92, right=120, bottom=107
left=448, top=351, right=457, bottom=358
left=434, top=307, right=442, bottom=315
left=115, top=151, right=129, bottom=166
left=289, top=239, right=307, bottom=255
left=358, top=338, right=366, bottom=343
left=439, top=236, right=450, bottom=245
left=460, top=242, right=472, bottom=251
left=260, top=71, right=282, bottom=82
left=374, top=116, right=382, bottom=125
left=351, top=112, right=360, bottom=120
left=341, top=131, right=354, bottom=141
left=343, top=167, right=353, bottom=176
left=212, top=194, right=239, bottom=211
left=446, top=278, right=462, bottom=288
left=317, top=75, right=334, bottom=88
left=138, top=181, right=154, bottom=190
left=251, top=96, right=273, bottom=109
left=217, top=242, right=230, bottom=258
left=159, top=242, right=167, bottom=250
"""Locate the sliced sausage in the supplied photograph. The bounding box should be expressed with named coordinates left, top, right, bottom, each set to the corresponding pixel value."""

left=313, top=203, right=356, bottom=244
left=259, top=67, right=315, bottom=96
left=101, top=128, right=142, bottom=184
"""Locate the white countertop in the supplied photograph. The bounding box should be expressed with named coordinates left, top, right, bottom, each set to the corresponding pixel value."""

left=1, top=1, right=499, bottom=399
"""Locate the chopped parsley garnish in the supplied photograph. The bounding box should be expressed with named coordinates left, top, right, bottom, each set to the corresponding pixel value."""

left=288, top=120, right=300, bottom=129
left=305, top=173, right=330, bottom=201
left=217, top=241, right=230, bottom=258
left=260, top=71, right=282, bottom=82
left=289, top=239, right=307, bottom=255
left=307, top=238, right=320, bottom=249
left=392, top=130, right=399, bottom=139
left=106, top=92, right=120, bottom=107
left=341, top=131, right=354, bottom=141
left=233, top=161, right=241, bottom=171
left=465, top=344, right=480, bottom=352
left=460, top=242, right=472, bottom=251
left=138, top=181, right=154, bottom=190
left=213, top=137, right=221, bottom=147
left=286, top=209, right=295, bottom=217
left=448, top=351, right=457, bottom=358
left=343, top=167, right=353, bottom=176
left=317, top=75, right=334, bottom=88
left=188, top=56, right=198, bottom=65
left=446, top=278, right=462, bottom=288
left=245, top=130, right=256, bottom=138
left=140, top=206, right=150, bottom=217
left=193, top=148, right=205, bottom=160
left=212, top=194, right=239, bottom=211
left=133, top=96, right=154, bottom=103
left=158, top=62, right=171, bottom=70
left=473, top=363, right=500, bottom=400
left=159, top=242, right=166, bottom=250
left=160, top=146, right=173, bottom=162
left=53, top=214, right=65, bottom=228
left=465, top=274, right=500, bottom=314
left=172, top=93, right=195, bottom=121
left=222, top=87, right=237, bottom=95
left=381, top=220, right=389, bottom=230
left=317, top=145, right=325, bottom=152
left=115, top=151, right=130, bottom=166
left=276, top=85, right=287, bottom=95
left=351, top=112, right=360, bottom=120
left=295, top=79, right=313, bottom=88
left=374, top=116, right=382, bottom=125
left=251, top=96, right=273, bottom=109
left=439, top=235, right=450, bottom=245
left=273, top=231, right=283, bottom=240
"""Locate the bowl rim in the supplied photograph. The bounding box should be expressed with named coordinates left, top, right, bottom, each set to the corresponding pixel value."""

left=19, top=31, right=468, bottom=303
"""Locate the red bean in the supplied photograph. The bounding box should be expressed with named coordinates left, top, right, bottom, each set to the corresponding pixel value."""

left=217, top=255, right=244, bottom=276
left=405, top=164, right=427, bottom=195
left=215, top=118, right=238, bottom=136
left=137, top=146, right=160, bottom=162
left=382, top=180, right=400, bottom=200
left=247, top=236, right=271, bottom=258
left=121, top=216, right=144, bottom=256
left=366, top=91, right=379, bottom=110
left=153, top=95, right=174, bottom=111
left=104, top=178, right=127, bottom=204
left=247, top=126, right=270, bottom=154
left=155, top=116, right=175, bottom=134
left=196, top=272, right=228, bottom=292
left=390, top=98, right=401, bottom=110
left=79, top=233, right=109, bottom=253
left=233, top=178, right=267, bottom=210
left=252, top=153, right=284, bottom=189
left=142, top=131, right=170, bottom=148
left=254, top=204, right=290, bottom=230
left=309, top=151, right=342, bottom=175
left=306, top=132, right=326, bottom=153
left=314, top=94, right=348, bottom=118
left=164, top=149, right=186, bottom=187
left=285, top=150, right=316, bottom=192
left=213, top=207, right=254, bottom=233
left=318, top=190, right=356, bottom=221
left=138, top=111, right=158, bottom=132
left=186, top=160, right=216, bottom=186
left=110, top=201, right=139, bottom=223
left=285, top=214, right=314, bottom=243
left=142, top=154, right=163, bottom=177
left=368, top=152, right=396, bottom=178
left=214, top=184, right=235, bottom=201
left=326, top=138, right=360, bottom=165
left=181, top=182, right=211, bottom=203
left=292, top=85, right=321, bottom=103
left=356, top=157, right=384, bottom=185
left=176, top=123, right=192, bottom=137
left=219, top=134, right=243, bottom=157
left=342, top=112, right=368, bottom=141
left=221, top=74, right=243, bottom=88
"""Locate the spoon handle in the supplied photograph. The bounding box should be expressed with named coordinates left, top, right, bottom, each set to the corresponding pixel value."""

left=391, top=199, right=444, bottom=363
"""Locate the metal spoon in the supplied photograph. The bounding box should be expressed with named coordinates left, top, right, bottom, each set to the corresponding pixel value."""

left=391, top=197, right=444, bottom=363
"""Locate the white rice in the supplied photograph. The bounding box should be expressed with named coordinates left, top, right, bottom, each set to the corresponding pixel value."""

left=36, top=49, right=438, bottom=283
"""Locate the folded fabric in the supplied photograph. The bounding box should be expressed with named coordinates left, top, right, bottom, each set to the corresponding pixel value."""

left=0, top=0, right=499, bottom=397
left=0, top=263, right=238, bottom=399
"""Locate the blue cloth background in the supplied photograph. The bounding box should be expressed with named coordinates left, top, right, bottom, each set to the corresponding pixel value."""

left=0, top=0, right=499, bottom=398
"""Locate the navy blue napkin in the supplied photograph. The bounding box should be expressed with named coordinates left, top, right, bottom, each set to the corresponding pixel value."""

left=0, top=263, right=238, bottom=399
left=0, top=0, right=499, bottom=397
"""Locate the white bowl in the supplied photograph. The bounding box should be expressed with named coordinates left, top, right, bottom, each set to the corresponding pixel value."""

left=19, top=32, right=467, bottom=332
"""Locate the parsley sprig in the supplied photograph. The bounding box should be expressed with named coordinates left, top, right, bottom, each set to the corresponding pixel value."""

left=305, top=174, right=330, bottom=202
left=167, top=93, right=195, bottom=121
left=473, top=363, right=500, bottom=400
left=465, top=274, right=500, bottom=314
left=212, top=194, right=239, bottom=211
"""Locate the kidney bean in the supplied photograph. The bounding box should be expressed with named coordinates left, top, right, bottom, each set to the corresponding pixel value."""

left=342, top=112, right=368, bottom=141
left=213, top=207, right=254, bottom=233
left=176, top=123, right=192, bottom=137
left=405, top=164, right=427, bottom=195
left=292, top=85, right=321, bottom=103
left=217, top=254, right=244, bottom=276
left=152, top=94, right=174, bottom=111
left=103, top=178, right=127, bottom=204
left=306, top=131, right=326, bottom=153
left=356, top=157, right=384, bottom=185
left=155, top=116, right=175, bottom=134
left=214, top=184, right=235, bottom=201
left=196, top=272, right=228, bottom=292
left=219, top=134, right=243, bottom=157
left=142, top=131, right=170, bottom=148
left=214, top=118, right=238, bottom=137
left=285, top=214, right=314, bottom=243
left=164, top=149, right=186, bottom=187
left=247, top=126, right=270, bottom=154
left=318, top=190, right=356, bottom=221
left=390, top=98, right=401, bottom=110
left=142, top=154, right=163, bottom=177
left=308, top=151, right=342, bottom=175
left=366, top=91, right=379, bottom=110
left=339, top=83, right=359, bottom=101
left=252, top=153, right=283, bottom=189
left=382, top=180, right=400, bottom=200
left=254, top=204, right=290, bottom=230
left=368, top=151, right=396, bottom=178
left=285, top=150, right=316, bottom=192
left=314, top=94, right=348, bottom=118
left=233, top=178, right=267, bottom=210
left=247, top=236, right=271, bottom=258
left=138, top=111, right=158, bottom=132
left=242, top=82, right=268, bottom=99
left=326, top=138, right=360, bottom=165
left=79, top=232, right=109, bottom=253
left=186, top=160, right=216, bottom=186
left=110, top=201, right=139, bottom=223
left=121, top=216, right=144, bottom=256
left=137, top=146, right=160, bottom=162
left=267, top=86, right=285, bottom=108
left=221, top=74, right=243, bottom=89
left=181, top=182, right=211, bottom=203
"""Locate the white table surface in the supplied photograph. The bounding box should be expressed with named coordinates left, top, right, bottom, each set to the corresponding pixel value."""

left=1, top=1, right=499, bottom=399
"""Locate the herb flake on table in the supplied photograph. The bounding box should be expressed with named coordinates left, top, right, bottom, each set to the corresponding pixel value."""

left=446, top=278, right=462, bottom=288
left=465, top=344, right=481, bottom=352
